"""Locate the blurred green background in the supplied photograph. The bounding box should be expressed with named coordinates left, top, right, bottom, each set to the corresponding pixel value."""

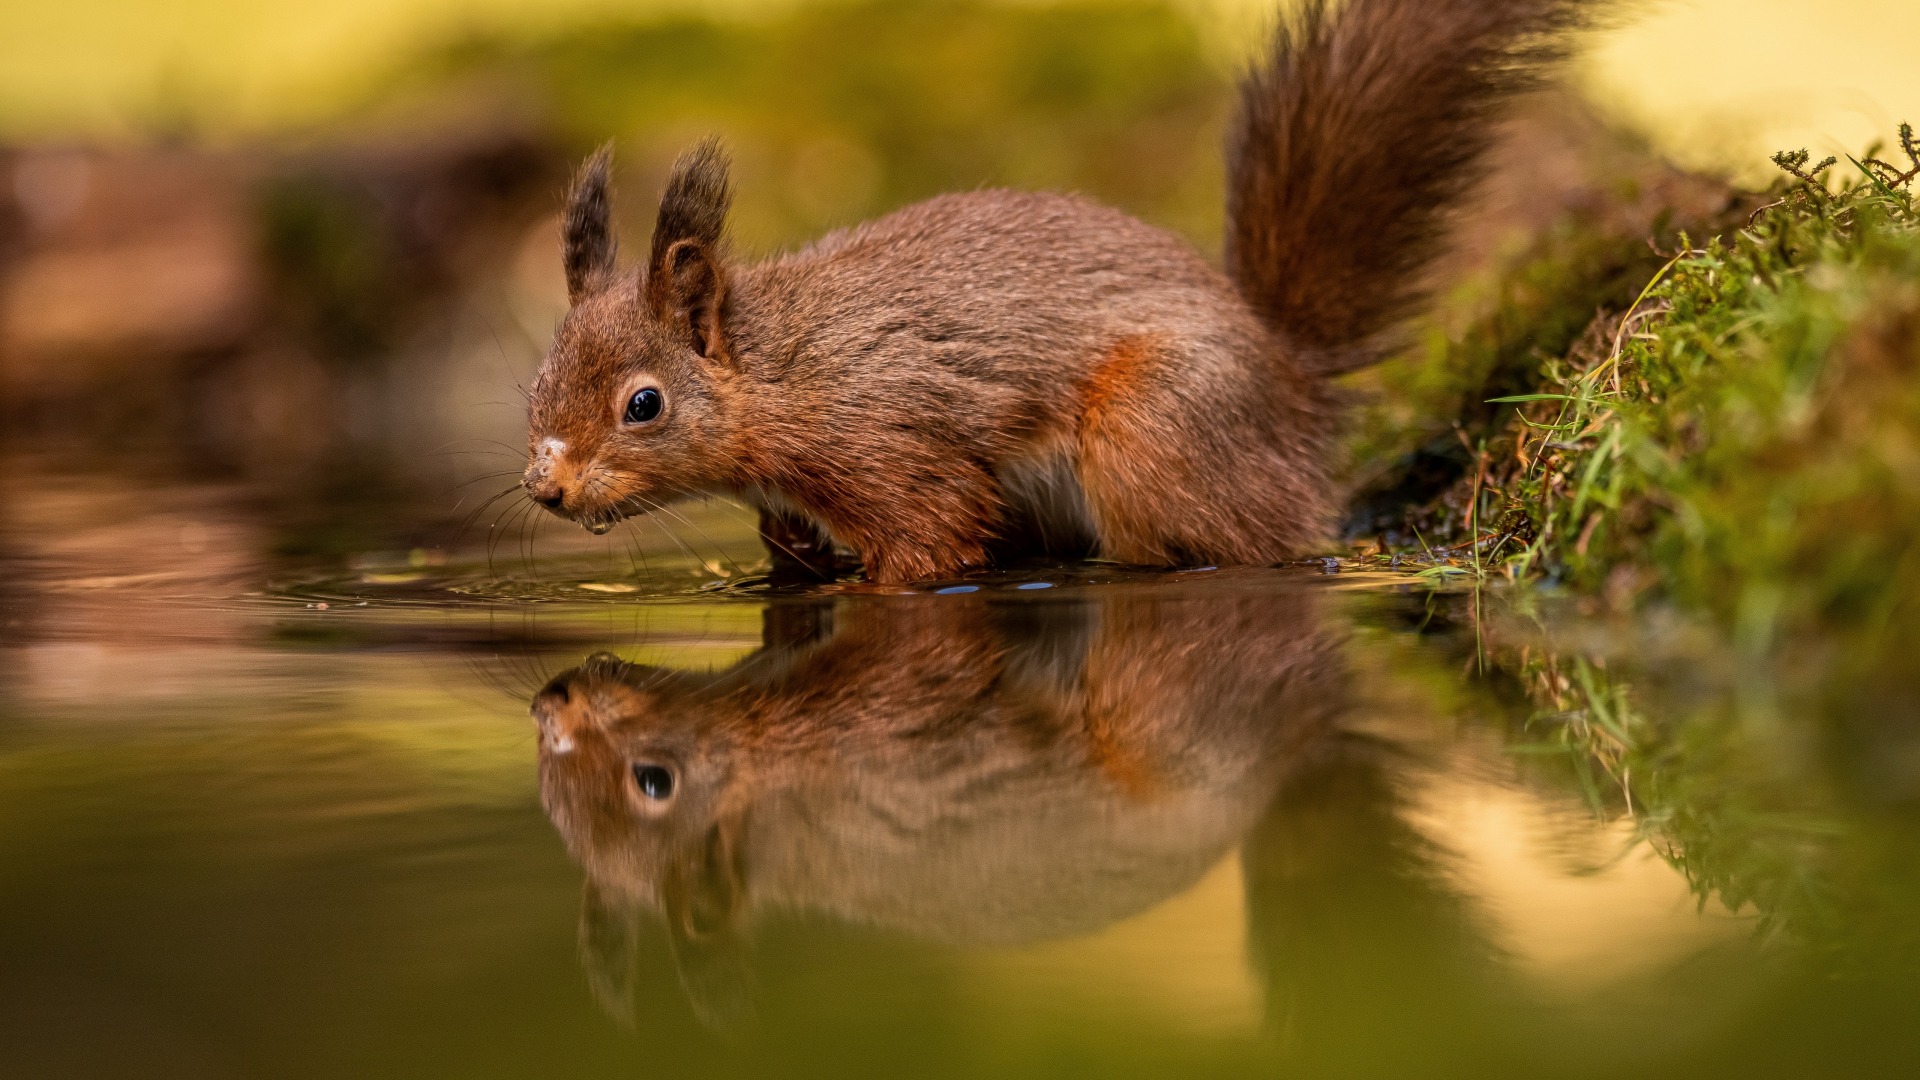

left=1, top=0, right=1915, bottom=556
left=4, top=0, right=1919, bottom=179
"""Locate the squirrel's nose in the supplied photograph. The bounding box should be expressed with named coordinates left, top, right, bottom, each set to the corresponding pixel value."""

left=528, top=480, right=567, bottom=510
left=531, top=677, right=583, bottom=752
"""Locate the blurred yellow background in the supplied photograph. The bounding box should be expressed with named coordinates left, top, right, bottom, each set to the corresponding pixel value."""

left=3, top=0, right=1916, bottom=177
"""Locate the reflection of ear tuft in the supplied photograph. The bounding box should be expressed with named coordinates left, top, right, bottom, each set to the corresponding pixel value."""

left=669, top=926, right=757, bottom=1033
left=562, top=143, right=618, bottom=304
left=577, top=879, right=641, bottom=1028
left=662, top=817, right=756, bottom=1031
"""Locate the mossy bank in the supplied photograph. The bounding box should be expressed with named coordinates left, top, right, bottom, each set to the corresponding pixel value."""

left=1353, top=124, right=1920, bottom=672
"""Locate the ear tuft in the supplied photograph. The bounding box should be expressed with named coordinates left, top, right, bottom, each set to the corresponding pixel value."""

left=648, top=138, right=733, bottom=274
left=561, top=143, right=618, bottom=304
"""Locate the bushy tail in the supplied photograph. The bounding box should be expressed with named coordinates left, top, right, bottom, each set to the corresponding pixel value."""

left=1226, top=0, right=1602, bottom=375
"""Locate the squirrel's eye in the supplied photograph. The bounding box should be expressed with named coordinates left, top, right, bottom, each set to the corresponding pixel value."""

left=632, top=763, right=674, bottom=800
left=623, top=387, right=663, bottom=424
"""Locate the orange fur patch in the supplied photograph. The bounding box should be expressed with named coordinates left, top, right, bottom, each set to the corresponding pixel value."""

left=1082, top=703, right=1160, bottom=801
left=1078, top=334, right=1163, bottom=429
left=1074, top=334, right=1175, bottom=564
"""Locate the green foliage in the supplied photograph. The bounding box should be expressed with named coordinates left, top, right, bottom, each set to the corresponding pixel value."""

left=1526, top=128, right=1919, bottom=649
left=400, top=0, right=1228, bottom=251
left=1343, top=214, right=1689, bottom=543
left=258, top=175, right=403, bottom=362
left=1501, top=646, right=1851, bottom=942
left=1352, top=128, right=1920, bottom=968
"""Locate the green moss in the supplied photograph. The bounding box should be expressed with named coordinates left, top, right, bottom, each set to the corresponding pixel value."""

left=1369, top=125, right=1920, bottom=665
left=1343, top=215, right=1690, bottom=541
left=1344, top=132, right=1920, bottom=966
left=1532, top=133, right=1918, bottom=646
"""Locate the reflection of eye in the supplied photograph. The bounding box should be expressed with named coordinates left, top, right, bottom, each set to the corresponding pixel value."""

left=623, top=388, right=663, bottom=424
left=632, top=763, right=674, bottom=800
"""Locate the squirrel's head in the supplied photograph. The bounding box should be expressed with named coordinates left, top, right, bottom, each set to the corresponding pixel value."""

left=532, top=653, right=745, bottom=935
left=524, top=141, right=739, bottom=533
left=531, top=651, right=754, bottom=1028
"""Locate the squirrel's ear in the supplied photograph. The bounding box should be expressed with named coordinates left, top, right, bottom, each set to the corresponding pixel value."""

left=660, top=815, right=755, bottom=1030
left=652, top=240, right=728, bottom=360
left=661, top=817, right=744, bottom=942
left=646, top=139, right=733, bottom=360
left=561, top=143, right=617, bottom=304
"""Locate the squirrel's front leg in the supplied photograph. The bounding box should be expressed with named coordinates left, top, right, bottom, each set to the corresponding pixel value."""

left=782, top=462, right=1002, bottom=585
left=757, top=506, right=839, bottom=580
left=857, top=531, right=991, bottom=585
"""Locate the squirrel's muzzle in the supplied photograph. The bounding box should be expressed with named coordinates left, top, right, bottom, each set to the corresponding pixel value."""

left=524, top=438, right=624, bottom=532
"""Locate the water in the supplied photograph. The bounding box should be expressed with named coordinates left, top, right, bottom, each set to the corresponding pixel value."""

left=2, top=474, right=1916, bottom=1079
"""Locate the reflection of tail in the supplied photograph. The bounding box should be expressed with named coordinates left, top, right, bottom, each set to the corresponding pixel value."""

left=1226, top=0, right=1601, bottom=374
left=1239, top=734, right=1500, bottom=1054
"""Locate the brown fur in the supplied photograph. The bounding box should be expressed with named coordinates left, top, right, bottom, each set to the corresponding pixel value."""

left=531, top=581, right=1344, bottom=1025
left=523, top=0, right=1602, bottom=582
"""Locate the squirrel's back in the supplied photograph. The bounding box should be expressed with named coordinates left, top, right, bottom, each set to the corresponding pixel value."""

left=735, top=188, right=1292, bottom=394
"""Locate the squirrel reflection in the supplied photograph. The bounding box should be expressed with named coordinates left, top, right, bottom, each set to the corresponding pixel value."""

left=531, top=584, right=1345, bottom=1027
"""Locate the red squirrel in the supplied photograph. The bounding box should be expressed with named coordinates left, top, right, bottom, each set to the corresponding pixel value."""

left=522, top=0, right=1599, bottom=583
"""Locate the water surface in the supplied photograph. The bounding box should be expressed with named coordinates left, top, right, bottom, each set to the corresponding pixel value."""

left=1, top=474, right=1915, bottom=1079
